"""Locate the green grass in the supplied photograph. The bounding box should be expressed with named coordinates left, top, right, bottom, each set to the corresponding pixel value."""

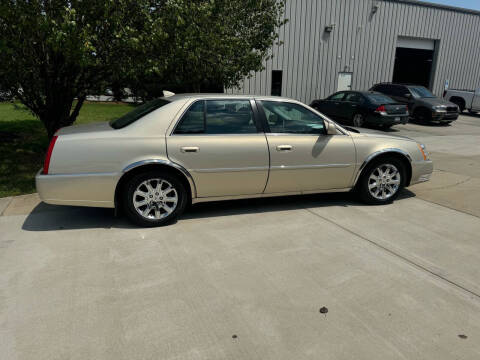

left=0, top=101, right=134, bottom=197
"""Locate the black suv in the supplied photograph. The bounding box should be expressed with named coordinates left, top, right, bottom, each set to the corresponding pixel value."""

left=370, top=83, right=459, bottom=124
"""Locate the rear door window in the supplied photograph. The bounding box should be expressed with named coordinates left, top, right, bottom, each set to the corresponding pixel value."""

left=174, top=99, right=258, bottom=134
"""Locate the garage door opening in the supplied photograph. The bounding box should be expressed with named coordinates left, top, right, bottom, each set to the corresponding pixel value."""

left=392, top=37, right=436, bottom=89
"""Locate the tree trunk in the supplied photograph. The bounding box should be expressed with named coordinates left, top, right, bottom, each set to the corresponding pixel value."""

left=40, top=95, right=86, bottom=139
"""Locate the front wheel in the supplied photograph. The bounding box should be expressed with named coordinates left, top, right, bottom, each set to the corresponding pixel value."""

left=357, top=158, right=406, bottom=205
left=123, top=171, right=188, bottom=227
left=414, top=108, right=431, bottom=123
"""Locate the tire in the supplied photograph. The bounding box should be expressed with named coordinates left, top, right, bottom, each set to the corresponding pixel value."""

left=123, top=171, right=188, bottom=227
left=414, top=108, right=431, bottom=123
left=352, top=113, right=365, bottom=127
left=357, top=157, right=406, bottom=205
left=450, top=98, right=465, bottom=113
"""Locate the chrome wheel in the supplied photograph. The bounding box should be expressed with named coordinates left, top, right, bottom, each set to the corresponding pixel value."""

left=353, top=114, right=364, bottom=127
left=133, top=178, right=178, bottom=220
left=367, top=164, right=401, bottom=200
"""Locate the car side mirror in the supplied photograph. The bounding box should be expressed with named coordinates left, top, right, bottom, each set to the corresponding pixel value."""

left=404, top=93, right=412, bottom=99
left=325, top=120, right=338, bottom=135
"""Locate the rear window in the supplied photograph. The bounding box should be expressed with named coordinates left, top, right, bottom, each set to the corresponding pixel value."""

left=110, top=99, right=170, bottom=129
left=366, top=94, right=396, bottom=104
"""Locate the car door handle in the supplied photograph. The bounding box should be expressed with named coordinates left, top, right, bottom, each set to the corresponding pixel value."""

left=180, top=146, right=199, bottom=153
left=276, top=145, right=293, bottom=151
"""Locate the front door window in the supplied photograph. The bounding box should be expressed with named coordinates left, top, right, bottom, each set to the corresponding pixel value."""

left=260, top=101, right=325, bottom=134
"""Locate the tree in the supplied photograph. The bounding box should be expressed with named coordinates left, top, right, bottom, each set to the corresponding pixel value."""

left=0, top=0, right=286, bottom=138
left=143, top=0, right=287, bottom=94
left=0, top=0, right=165, bottom=138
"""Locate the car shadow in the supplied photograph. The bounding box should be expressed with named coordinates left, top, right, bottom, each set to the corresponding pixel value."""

left=407, top=119, right=452, bottom=127
left=462, top=112, right=480, bottom=119
left=22, top=189, right=417, bottom=231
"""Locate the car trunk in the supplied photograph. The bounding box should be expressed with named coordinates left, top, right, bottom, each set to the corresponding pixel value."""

left=384, top=104, right=408, bottom=115
left=55, top=122, right=113, bottom=136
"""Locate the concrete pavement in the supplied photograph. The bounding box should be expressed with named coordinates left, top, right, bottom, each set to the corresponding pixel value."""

left=1, top=115, right=480, bottom=359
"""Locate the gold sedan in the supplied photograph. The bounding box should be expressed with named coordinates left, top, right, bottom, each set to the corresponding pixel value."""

left=36, top=94, right=433, bottom=226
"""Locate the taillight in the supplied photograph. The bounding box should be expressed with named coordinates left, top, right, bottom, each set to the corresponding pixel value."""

left=375, top=105, right=386, bottom=113
left=43, top=135, right=58, bottom=174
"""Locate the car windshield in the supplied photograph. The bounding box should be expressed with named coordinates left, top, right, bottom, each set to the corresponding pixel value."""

left=408, top=86, right=435, bottom=99
left=110, top=99, right=170, bottom=129
left=366, top=94, right=396, bottom=104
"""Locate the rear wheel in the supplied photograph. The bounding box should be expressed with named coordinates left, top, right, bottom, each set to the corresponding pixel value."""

left=352, top=113, right=365, bottom=127
left=357, top=158, right=406, bottom=205
left=123, top=171, right=187, bottom=227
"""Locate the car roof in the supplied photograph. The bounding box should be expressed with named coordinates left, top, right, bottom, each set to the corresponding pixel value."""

left=372, top=82, right=424, bottom=87
left=333, top=90, right=385, bottom=96
left=166, top=93, right=298, bottom=102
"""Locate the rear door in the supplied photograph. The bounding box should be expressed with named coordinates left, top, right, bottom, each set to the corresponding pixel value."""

left=167, top=99, right=269, bottom=198
left=341, top=92, right=365, bottom=121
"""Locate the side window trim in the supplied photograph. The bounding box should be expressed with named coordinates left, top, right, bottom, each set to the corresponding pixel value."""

left=255, top=99, right=271, bottom=133
left=172, top=99, right=206, bottom=135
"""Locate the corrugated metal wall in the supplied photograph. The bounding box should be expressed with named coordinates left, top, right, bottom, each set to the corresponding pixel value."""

left=226, top=0, right=480, bottom=103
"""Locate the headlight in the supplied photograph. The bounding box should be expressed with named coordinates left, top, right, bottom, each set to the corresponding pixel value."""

left=433, top=105, right=447, bottom=112
left=417, top=143, right=429, bottom=161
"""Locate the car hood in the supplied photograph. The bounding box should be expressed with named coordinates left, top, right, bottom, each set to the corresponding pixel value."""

left=344, top=127, right=415, bottom=142
left=56, top=121, right=113, bottom=136
left=416, top=97, right=455, bottom=107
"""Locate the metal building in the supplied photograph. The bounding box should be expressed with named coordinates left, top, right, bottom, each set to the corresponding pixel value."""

left=227, top=0, right=480, bottom=104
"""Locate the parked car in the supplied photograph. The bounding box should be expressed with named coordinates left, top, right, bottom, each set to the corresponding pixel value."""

left=36, top=94, right=433, bottom=227
left=444, top=87, right=480, bottom=113
left=370, top=83, right=459, bottom=124
left=310, top=91, right=409, bottom=129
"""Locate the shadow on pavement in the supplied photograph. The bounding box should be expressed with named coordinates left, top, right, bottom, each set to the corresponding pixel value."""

left=462, top=112, right=480, bottom=119
left=22, top=190, right=417, bottom=231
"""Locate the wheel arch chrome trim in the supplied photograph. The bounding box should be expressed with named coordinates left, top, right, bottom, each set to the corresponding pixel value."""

left=353, top=148, right=413, bottom=187
left=121, top=159, right=197, bottom=198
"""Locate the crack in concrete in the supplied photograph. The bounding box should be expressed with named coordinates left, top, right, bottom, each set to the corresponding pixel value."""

left=423, top=176, right=473, bottom=191
left=304, top=207, right=480, bottom=302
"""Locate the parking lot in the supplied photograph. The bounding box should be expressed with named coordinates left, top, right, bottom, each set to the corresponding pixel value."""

left=1, top=114, right=480, bottom=359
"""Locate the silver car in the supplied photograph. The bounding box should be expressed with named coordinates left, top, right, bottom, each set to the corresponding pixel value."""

left=36, top=94, right=433, bottom=226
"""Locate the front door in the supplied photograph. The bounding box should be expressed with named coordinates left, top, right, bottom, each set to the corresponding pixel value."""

left=167, top=99, right=269, bottom=198
left=320, top=91, right=347, bottom=121
left=257, top=100, right=356, bottom=193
